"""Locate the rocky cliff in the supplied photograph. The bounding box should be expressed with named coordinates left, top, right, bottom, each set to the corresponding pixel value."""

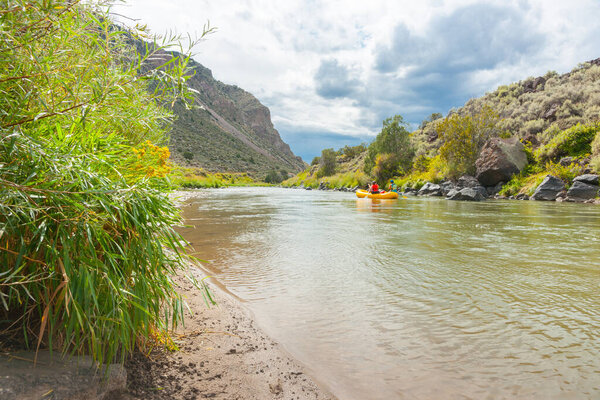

left=166, top=56, right=306, bottom=177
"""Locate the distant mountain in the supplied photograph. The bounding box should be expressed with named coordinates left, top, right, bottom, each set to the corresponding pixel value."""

left=164, top=56, right=306, bottom=177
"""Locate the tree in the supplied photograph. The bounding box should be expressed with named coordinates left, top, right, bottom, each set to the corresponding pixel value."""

left=436, top=106, right=500, bottom=178
left=419, top=113, right=443, bottom=129
left=317, top=148, right=337, bottom=177
left=341, top=143, right=367, bottom=159
left=264, top=169, right=284, bottom=183
left=372, top=153, right=400, bottom=184
left=364, top=114, right=414, bottom=174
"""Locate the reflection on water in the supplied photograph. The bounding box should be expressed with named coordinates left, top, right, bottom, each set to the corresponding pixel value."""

left=177, top=187, right=600, bottom=399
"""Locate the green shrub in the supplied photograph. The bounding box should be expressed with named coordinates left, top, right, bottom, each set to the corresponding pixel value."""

left=0, top=1, right=213, bottom=365
left=1, top=133, right=187, bottom=363
left=372, top=153, right=400, bottom=184
left=591, top=131, right=600, bottom=172
left=319, top=171, right=369, bottom=188
left=545, top=161, right=586, bottom=186
left=436, top=105, right=501, bottom=179
left=264, top=169, right=284, bottom=184
left=534, top=123, right=600, bottom=162
left=412, top=154, right=431, bottom=172
left=499, top=172, right=546, bottom=196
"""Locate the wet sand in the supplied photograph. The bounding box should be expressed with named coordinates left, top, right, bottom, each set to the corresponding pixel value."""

left=119, top=263, right=336, bottom=400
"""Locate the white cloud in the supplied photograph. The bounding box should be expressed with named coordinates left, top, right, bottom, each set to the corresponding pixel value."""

left=111, top=0, right=600, bottom=160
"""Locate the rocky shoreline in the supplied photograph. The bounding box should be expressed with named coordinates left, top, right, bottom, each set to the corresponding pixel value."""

left=288, top=136, right=600, bottom=204
left=289, top=171, right=600, bottom=204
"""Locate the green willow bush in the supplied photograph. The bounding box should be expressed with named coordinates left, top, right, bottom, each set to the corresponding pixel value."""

left=0, top=0, right=213, bottom=364
left=534, top=122, right=600, bottom=162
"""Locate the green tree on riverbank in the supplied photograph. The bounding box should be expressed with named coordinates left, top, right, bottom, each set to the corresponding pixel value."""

left=364, top=115, right=415, bottom=183
left=317, top=148, right=337, bottom=177
left=436, top=105, right=501, bottom=178
left=0, top=0, right=210, bottom=365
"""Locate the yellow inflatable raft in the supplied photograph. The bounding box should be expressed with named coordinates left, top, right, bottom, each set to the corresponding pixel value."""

left=356, top=189, right=399, bottom=199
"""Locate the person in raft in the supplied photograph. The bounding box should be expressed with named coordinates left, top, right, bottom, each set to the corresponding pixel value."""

left=369, top=180, right=381, bottom=194
left=388, top=179, right=397, bottom=192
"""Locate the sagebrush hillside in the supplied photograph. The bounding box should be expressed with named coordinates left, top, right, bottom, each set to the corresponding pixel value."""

left=412, top=58, right=600, bottom=157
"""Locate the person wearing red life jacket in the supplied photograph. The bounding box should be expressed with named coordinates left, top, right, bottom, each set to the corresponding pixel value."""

left=369, top=180, right=380, bottom=194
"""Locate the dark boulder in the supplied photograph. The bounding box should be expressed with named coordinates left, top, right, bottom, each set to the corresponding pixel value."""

left=523, top=76, right=546, bottom=93
left=486, top=181, right=505, bottom=196
left=573, top=174, right=599, bottom=185
left=418, top=182, right=442, bottom=196
left=439, top=181, right=456, bottom=196
left=457, top=175, right=480, bottom=188
left=530, top=175, right=565, bottom=201
left=543, top=102, right=560, bottom=121
left=445, top=175, right=488, bottom=200
left=475, top=137, right=528, bottom=187
left=559, top=156, right=574, bottom=166
left=318, top=182, right=330, bottom=190
left=446, top=187, right=486, bottom=201
left=566, top=181, right=599, bottom=201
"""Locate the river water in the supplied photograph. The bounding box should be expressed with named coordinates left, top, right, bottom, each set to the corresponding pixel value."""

left=177, top=187, right=600, bottom=399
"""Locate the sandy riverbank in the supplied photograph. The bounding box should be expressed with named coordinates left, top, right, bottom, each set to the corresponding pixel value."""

left=117, top=263, right=336, bottom=400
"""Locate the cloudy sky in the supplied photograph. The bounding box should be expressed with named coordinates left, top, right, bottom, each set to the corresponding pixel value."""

left=112, top=0, right=600, bottom=161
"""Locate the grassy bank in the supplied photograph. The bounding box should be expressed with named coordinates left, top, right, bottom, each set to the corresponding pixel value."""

left=283, top=169, right=369, bottom=189
left=169, top=166, right=260, bottom=188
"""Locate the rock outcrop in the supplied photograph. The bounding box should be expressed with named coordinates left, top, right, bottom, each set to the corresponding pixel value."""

left=446, top=187, right=487, bottom=201
left=475, top=137, right=528, bottom=187
left=530, top=175, right=565, bottom=201
left=564, top=174, right=600, bottom=201
left=566, top=181, right=599, bottom=201
left=573, top=174, right=599, bottom=185
left=418, top=182, right=442, bottom=196
left=443, top=175, right=488, bottom=201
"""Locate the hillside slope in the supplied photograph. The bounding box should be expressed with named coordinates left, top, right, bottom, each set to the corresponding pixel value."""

left=166, top=57, right=306, bottom=178
left=412, top=58, right=600, bottom=156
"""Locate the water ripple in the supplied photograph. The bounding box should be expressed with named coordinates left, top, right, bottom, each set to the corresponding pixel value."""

left=178, top=188, right=600, bottom=400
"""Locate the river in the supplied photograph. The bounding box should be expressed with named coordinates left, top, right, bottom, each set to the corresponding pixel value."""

left=177, top=187, right=600, bottom=399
